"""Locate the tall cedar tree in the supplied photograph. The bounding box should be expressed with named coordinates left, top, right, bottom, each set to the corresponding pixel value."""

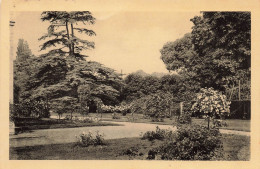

left=39, top=11, right=96, bottom=60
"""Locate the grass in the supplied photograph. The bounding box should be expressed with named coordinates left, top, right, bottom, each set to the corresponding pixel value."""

left=10, top=134, right=250, bottom=160
left=192, top=118, right=250, bottom=132
left=222, top=134, right=250, bottom=160
left=91, top=113, right=250, bottom=132
left=16, top=113, right=249, bottom=132
left=51, top=113, right=250, bottom=132
left=14, top=117, right=121, bottom=133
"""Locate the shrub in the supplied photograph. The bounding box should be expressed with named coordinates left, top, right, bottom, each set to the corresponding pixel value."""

left=82, top=118, right=93, bottom=123
left=176, top=112, right=192, bottom=125
left=130, top=92, right=174, bottom=119
left=112, top=113, right=121, bottom=119
left=94, top=131, right=105, bottom=145
left=76, top=131, right=105, bottom=147
left=142, top=126, right=173, bottom=141
left=123, top=147, right=139, bottom=156
left=122, top=110, right=127, bottom=116
left=213, top=119, right=228, bottom=127
left=65, top=115, right=71, bottom=120
left=151, top=117, right=164, bottom=122
left=150, top=125, right=223, bottom=160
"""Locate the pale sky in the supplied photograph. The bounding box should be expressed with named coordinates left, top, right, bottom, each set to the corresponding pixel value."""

left=10, top=11, right=200, bottom=74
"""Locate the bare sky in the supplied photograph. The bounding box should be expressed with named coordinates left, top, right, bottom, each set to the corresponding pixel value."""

left=11, top=11, right=200, bottom=74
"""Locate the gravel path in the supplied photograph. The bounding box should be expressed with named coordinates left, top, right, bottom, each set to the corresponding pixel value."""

left=10, top=121, right=249, bottom=148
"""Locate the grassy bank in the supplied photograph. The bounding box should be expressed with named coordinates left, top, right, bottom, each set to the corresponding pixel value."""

left=10, top=134, right=250, bottom=160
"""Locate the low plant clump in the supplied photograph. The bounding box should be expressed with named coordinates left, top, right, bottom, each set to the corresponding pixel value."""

left=141, top=126, right=174, bottom=141
left=76, top=131, right=105, bottom=147
left=112, top=113, right=121, bottom=119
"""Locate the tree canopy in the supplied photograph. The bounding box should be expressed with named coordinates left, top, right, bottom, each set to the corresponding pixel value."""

left=39, top=11, right=96, bottom=60
left=14, top=54, right=123, bottom=117
left=160, top=12, right=251, bottom=99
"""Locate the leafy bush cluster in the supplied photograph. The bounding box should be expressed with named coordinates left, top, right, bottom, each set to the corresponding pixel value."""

left=12, top=100, right=50, bottom=118
left=130, top=92, right=174, bottom=120
left=176, top=112, right=192, bottom=125
left=149, top=125, right=223, bottom=160
left=213, top=119, right=228, bottom=127
left=142, top=126, right=173, bottom=141
left=76, top=131, right=105, bottom=147
left=122, top=147, right=140, bottom=156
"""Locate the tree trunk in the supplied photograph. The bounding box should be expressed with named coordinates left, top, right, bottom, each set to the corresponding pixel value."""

left=46, top=94, right=49, bottom=117
left=65, top=21, right=72, bottom=54
left=70, top=23, right=75, bottom=55
left=229, top=83, right=235, bottom=100
left=238, top=79, right=241, bottom=101
left=208, top=117, right=210, bottom=130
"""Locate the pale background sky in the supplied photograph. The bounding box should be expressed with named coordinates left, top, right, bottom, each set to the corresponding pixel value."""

left=10, top=11, right=200, bottom=74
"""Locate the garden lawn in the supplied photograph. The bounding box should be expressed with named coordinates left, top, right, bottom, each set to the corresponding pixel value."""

left=50, top=113, right=251, bottom=132
left=14, top=118, right=121, bottom=133
left=10, top=134, right=250, bottom=160
left=95, top=113, right=250, bottom=132
left=191, top=118, right=250, bottom=132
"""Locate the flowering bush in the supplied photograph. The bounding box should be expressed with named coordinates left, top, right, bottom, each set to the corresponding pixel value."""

left=191, top=87, right=230, bottom=128
left=101, top=104, right=130, bottom=113
left=76, top=131, right=105, bottom=147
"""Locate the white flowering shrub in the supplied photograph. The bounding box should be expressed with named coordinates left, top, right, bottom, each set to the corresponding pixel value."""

left=101, top=104, right=130, bottom=113
left=191, top=88, right=230, bottom=127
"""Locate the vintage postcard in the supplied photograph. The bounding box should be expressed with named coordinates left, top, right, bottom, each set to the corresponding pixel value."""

left=1, top=0, right=260, bottom=169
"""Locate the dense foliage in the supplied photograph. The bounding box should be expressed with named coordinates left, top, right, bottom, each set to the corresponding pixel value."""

left=130, top=92, right=175, bottom=120
left=160, top=12, right=251, bottom=99
left=13, top=55, right=123, bottom=118
left=148, top=125, right=223, bottom=160
left=123, top=72, right=199, bottom=103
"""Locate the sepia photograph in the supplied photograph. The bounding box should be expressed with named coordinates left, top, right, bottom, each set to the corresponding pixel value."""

left=8, top=10, right=251, bottom=160
left=1, top=0, right=260, bottom=168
